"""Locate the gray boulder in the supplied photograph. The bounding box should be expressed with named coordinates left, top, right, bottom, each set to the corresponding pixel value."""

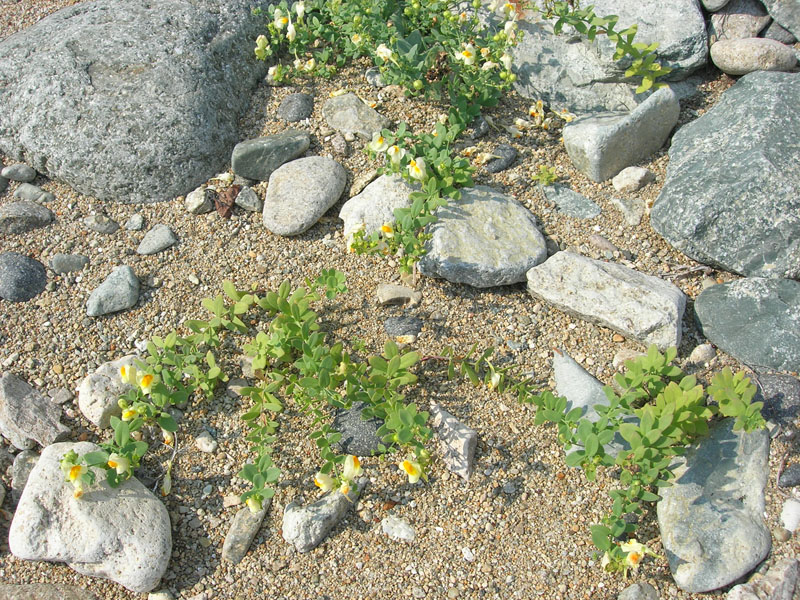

left=77, top=355, right=138, bottom=428
left=231, top=130, right=310, bottom=182
left=338, top=174, right=415, bottom=242
left=541, top=184, right=601, bottom=219
left=322, top=93, right=391, bottom=139
left=709, top=0, right=772, bottom=41
left=695, top=278, right=800, bottom=372
left=282, top=479, right=366, bottom=553
left=761, top=19, right=798, bottom=43
left=0, top=252, right=47, bottom=302
left=419, top=186, right=547, bottom=288
left=657, top=419, right=770, bottom=593
left=0, top=201, right=54, bottom=234
left=562, top=86, right=680, bottom=182
left=262, top=156, right=346, bottom=236
left=9, top=442, right=172, bottom=593
left=0, top=373, right=69, bottom=450
left=710, top=38, right=798, bottom=75
left=762, top=0, right=800, bottom=37
left=651, top=71, right=800, bottom=279
left=526, top=252, right=686, bottom=349
left=0, top=0, right=267, bottom=203
left=1, top=164, right=36, bottom=182
left=513, top=0, right=707, bottom=113
left=431, top=403, right=477, bottom=481
left=86, top=265, right=140, bottom=317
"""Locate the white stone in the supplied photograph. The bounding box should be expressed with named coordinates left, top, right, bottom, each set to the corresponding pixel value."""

left=195, top=430, right=218, bottom=453
left=77, top=355, right=138, bottom=428
left=612, top=166, right=655, bottom=193
left=338, top=175, right=415, bottom=243
left=185, top=187, right=213, bottom=214
left=381, top=515, right=416, bottom=542
left=431, top=403, right=477, bottom=480
left=688, top=343, right=716, bottom=365
left=9, top=442, right=171, bottom=593
left=780, top=498, right=800, bottom=532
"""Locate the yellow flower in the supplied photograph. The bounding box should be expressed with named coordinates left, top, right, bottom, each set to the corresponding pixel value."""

left=488, top=372, right=501, bottom=390
left=246, top=496, right=263, bottom=513
left=107, top=453, right=131, bottom=476
left=304, top=58, right=316, bottom=72
left=162, top=429, right=174, bottom=446
left=376, top=43, right=393, bottom=61
left=314, top=472, right=335, bottom=492
left=620, top=539, right=648, bottom=570
left=380, top=223, right=394, bottom=239
left=121, top=408, right=137, bottom=421
left=138, top=373, right=154, bottom=395
left=368, top=132, right=389, bottom=153
left=274, top=9, right=288, bottom=30
left=343, top=455, right=363, bottom=480
left=408, top=157, right=427, bottom=181
left=387, top=144, right=406, bottom=166
left=120, top=364, right=137, bottom=385
left=68, top=464, right=86, bottom=482
left=339, top=480, right=351, bottom=495
left=480, top=47, right=491, bottom=58
left=399, top=459, right=422, bottom=483
left=456, top=43, right=476, bottom=66
left=351, top=33, right=362, bottom=45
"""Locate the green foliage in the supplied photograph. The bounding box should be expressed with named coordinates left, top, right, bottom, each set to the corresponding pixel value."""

left=531, top=164, right=559, bottom=186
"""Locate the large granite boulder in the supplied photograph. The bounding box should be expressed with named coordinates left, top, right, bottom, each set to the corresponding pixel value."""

left=512, top=0, right=707, bottom=113
left=0, top=0, right=267, bottom=203
left=651, top=71, right=800, bottom=279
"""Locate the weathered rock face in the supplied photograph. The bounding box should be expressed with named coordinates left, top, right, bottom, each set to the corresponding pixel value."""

left=710, top=38, right=798, bottom=75
left=0, top=0, right=267, bottom=203
left=762, top=0, right=800, bottom=37
left=9, top=442, right=172, bottom=593
left=0, top=373, right=69, bottom=450
left=651, top=71, right=800, bottom=279
left=338, top=175, right=415, bottom=242
left=657, top=420, right=771, bottom=593
left=77, top=355, right=138, bottom=428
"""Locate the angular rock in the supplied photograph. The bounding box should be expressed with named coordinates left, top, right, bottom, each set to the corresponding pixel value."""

left=541, top=184, right=602, bottom=219
left=77, top=355, right=138, bottom=428
left=0, top=0, right=268, bottom=203
left=609, top=196, right=645, bottom=226
left=651, top=71, right=800, bottom=278
left=612, top=167, right=655, bottom=193
left=483, top=144, right=517, bottom=174
left=11, top=450, right=39, bottom=504
left=332, top=401, right=384, bottom=457
left=376, top=283, right=422, bottom=307
left=431, top=403, right=477, bottom=481
left=0, top=584, right=98, bottom=600
left=710, top=38, right=797, bottom=75
left=234, top=186, right=262, bottom=212
left=0, top=373, right=69, bottom=450
left=0, top=201, right=54, bottom=234
left=381, top=515, right=416, bottom=542
left=0, top=253, right=47, bottom=302
left=282, top=479, right=366, bottom=553
left=83, top=214, right=119, bottom=235
left=13, top=183, right=54, bottom=203
left=384, top=316, right=423, bottom=343
left=762, top=0, right=800, bottom=37
left=528, top=252, right=686, bottom=349
left=617, top=582, right=659, bottom=600
left=1, top=164, right=36, bottom=183
left=221, top=502, right=270, bottom=564
left=709, top=0, right=772, bottom=41
left=513, top=1, right=707, bottom=113
left=137, top=224, right=178, bottom=255
left=86, top=265, right=140, bottom=317
left=695, top=278, right=800, bottom=372
left=419, top=186, right=547, bottom=288
left=563, top=87, right=680, bottom=182
left=779, top=463, right=800, bottom=487
left=231, top=130, right=310, bottom=182
left=277, top=93, right=314, bottom=122
left=195, top=430, right=218, bottom=453
left=49, top=253, right=89, bottom=274
left=9, top=442, right=172, bottom=593
left=184, top=186, right=214, bottom=214
left=322, top=93, right=391, bottom=139
left=727, top=558, right=799, bottom=600
left=762, top=19, right=798, bottom=43
left=339, top=175, right=414, bottom=241
left=262, top=156, right=346, bottom=236
left=780, top=498, right=800, bottom=532
left=757, top=374, right=800, bottom=427
left=124, top=214, right=144, bottom=231
left=657, top=419, right=770, bottom=593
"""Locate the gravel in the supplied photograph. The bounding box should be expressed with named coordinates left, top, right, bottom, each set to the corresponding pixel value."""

left=1, top=6, right=799, bottom=600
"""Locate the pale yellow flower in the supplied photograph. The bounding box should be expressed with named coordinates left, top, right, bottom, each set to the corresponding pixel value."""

left=600, top=551, right=611, bottom=570
left=368, top=132, right=390, bottom=153
left=314, top=472, right=335, bottom=492
left=399, top=459, right=422, bottom=483
left=488, top=372, right=501, bottom=390
left=107, top=453, right=131, bottom=476
left=351, top=33, right=363, bottom=45
left=268, top=65, right=279, bottom=80
left=500, top=52, right=512, bottom=71
left=162, top=429, right=174, bottom=446
left=68, top=464, right=86, bottom=482
left=387, top=144, right=406, bottom=166
left=482, top=61, right=499, bottom=71
left=620, top=539, right=649, bottom=570
left=274, top=9, right=288, bottom=30
left=120, top=364, right=137, bottom=385
left=480, top=47, right=491, bottom=58
left=376, top=44, right=393, bottom=61
left=246, top=496, right=262, bottom=512
left=380, top=224, right=394, bottom=239
left=456, top=43, right=477, bottom=66
left=343, top=455, right=363, bottom=480
left=339, top=480, right=352, bottom=495
left=138, top=373, right=154, bottom=395
left=121, top=408, right=137, bottom=421
left=286, top=20, right=296, bottom=43
left=294, top=0, right=305, bottom=19
left=408, top=157, right=427, bottom=181
left=304, top=58, right=316, bottom=71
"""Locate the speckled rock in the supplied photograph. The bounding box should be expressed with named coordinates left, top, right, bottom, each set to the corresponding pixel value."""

left=483, top=144, right=517, bottom=174
left=231, top=130, right=310, bottom=182
left=431, top=403, right=477, bottom=481
left=137, top=224, right=177, bottom=255
left=234, top=186, right=262, bottom=212
left=762, top=0, right=800, bottom=37
left=541, top=184, right=602, bottom=219
left=0, top=201, right=54, bottom=234
left=86, top=265, right=140, bottom=317
left=222, top=502, right=270, bottom=564
left=709, top=0, right=772, bottom=41
left=757, top=374, right=800, bottom=427
left=657, top=419, right=770, bottom=593
left=49, top=254, right=89, bottom=274
left=13, top=183, right=54, bottom=203
left=0, top=252, right=47, bottom=302
left=322, top=93, right=391, bottom=139
left=77, top=355, right=138, bottom=428
left=612, top=167, right=655, bottom=193
left=0, top=373, right=69, bottom=450
left=339, top=175, right=415, bottom=242
left=184, top=187, right=214, bottom=215
left=83, top=214, right=119, bottom=235
left=710, top=38, right=797, bottom=75
left=726, top=558, right=798, bottom=600
left=617, top=582, right=659, bottom=600
left=332, top=401, right=384, bottom=457
left=277, top=93, right=313, bottom=122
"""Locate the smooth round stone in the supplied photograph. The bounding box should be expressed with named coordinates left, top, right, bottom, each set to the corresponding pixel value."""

left=277, top=93, right=314, bottom=122
left=0, top=252, right=47, bottom=302
left=1, top=163, right=36, bottom=182
left=125, top=214, right=145, bottom=231
left=710, top=38, right=798, bottom=75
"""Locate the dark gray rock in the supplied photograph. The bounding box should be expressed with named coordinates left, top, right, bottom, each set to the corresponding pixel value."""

left=0, top=252, right=47, bottom=302
left=0, top=0, right=268, bottom=204
left=467, top=115, right=490, bottom=139
left=322, top=93, right=391, bottom=139
left=49, top=253, right=89, bottom=274
left=541, top=185, right=601, bottom=219
left=710, top=38, right=797, bottom=75
left=221, top=502, right=270, bottom=564
left=234, top=186, right=262, bottom=212
left=779, top=463, right=800, bottom=487
left=0, top=584, right=98, bottom=600
left=332, top=401, right=384, bottom=457
left=384, top=316, right=423, bottom=342
left=762, top=19, right=798, bottom=43
left=709, top=0, right=772, bottom=41
left=651, top=71, right=800, bottom=279
left=657, top=419, right=770, bottom=593
left=1, top=164, right=36, bottom=183
left=419, top=186, right=547, bottom=288
left=0, top=201, right=54, bottom=234
left=483, top=144, right=517, bottom=174
left=617, top=582, right=658, bottom=600
left=0, top=176, right=7, bottom=193
left=83, top=214, right=119, bottom=234
left=695, top=278, right=800, bottom=372
left=262, top=156, right=346, bottom=236
left=231, top=130, right=310, bottom=181
left=277, top=93, right=314, bottom=122
left=0, top=373, right=69, bottom=450
left=762, top=0, right=800, bottom=37
left=137, top=224, right=177, bottom=255
left=86, top=265, right=140, bottom=316
left=13, top=183, right=54, bottom=203
left=757, top=374, right=800, bottom=428
left=431, top=403, right=477, bottom=480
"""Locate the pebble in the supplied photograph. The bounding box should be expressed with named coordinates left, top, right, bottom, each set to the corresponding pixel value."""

left=86, top=265, right=140, bottom=316
left=185, top=187, right=214, bottom=214
left=277, top=92, right=314, bottom=122
left=612, top=166, right=655, bottom=193
left=234, top=186, right=262, bottom=212
left=779, top=463, right=800, bottom=487
left=381, top=515, right=416, bottom=542
left=125, top=214, right=145, bottom=230
left=483, top=144, right=518, bottom=174
left=376, top=283, right=422, bottom=307
left=13, top=182, right=55, bottom=203
left=542, top=184, right=601, bottom=219
left=1, top=163, right=36, bottom=182
left=137, top=224, right=178, bottom=255
left=780, top=498, right=800, bottom=532
left=384, top=316, right=423, bottom=343
left=84, top=214, right=120, bottom=234
left=195, top=430, right=218, bottom=453
left=688, top=343, right=716, bottom=364
left=0, top=252, right=47, bottom=302
left=0, top=201, right=54, bottom=234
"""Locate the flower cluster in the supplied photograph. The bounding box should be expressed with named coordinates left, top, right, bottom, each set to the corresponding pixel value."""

left=313, top=455, right=364, bottom=496
left=600, top=539, right=659, bottom=578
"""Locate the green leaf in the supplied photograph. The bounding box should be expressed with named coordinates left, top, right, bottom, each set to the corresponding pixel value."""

left=590, top=525, right=612, bottom=551
left=157, top=413, right=178, bottom=433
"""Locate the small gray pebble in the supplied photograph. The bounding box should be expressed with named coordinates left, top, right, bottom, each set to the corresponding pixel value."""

left=234, top=187, right=263, bottom=212
left=125, top=214, right=145, bottom=231
left=49, top=253, right=89, bottom=274
left=779, top=463, right=800, bottom=488
left=365, top=67, right=386, bottom=87
left=137, top=224, right=178, bottom=255
left=469, top=115, right=489, bottom=139
left=1, top=164, right=36, bottom=182
left=331, top=134, right=349, bottom=157
left=484, top=144, right=517, bottom=174
left=278, top=93, right=314, bottom=122
left=384, top=316, right=423, bottom=338
left=84, top=214, right=120, bottom=234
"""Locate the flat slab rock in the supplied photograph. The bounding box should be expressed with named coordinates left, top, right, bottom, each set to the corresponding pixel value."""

left=322, top=93, right=391, bottom=139
left=657, top=419, right=770, bottom=593
left=526, top=252, right=686, bottom=349
left=651, top=71, right=800, bottom=279
left=9, top=442, right=172, bottom=593
left=0, top=373, right=69, bottom=450
left=0, top=0, right=267, bottom=203
left=221, top=501, right=270, bottom=564
left=541, top=184, right=601, bottom=219
left=695, top=278, right=800, bottom=372
left=419, top=185, right=547, bottom=288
